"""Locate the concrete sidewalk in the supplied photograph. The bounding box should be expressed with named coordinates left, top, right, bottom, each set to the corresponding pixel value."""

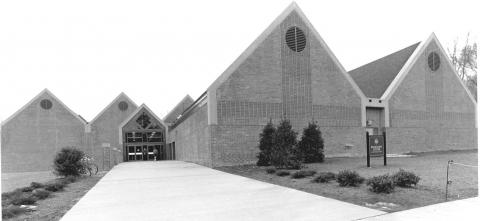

left=61, top=161, right=384, bottom=221
left=360, top=197, right=480, bottom=221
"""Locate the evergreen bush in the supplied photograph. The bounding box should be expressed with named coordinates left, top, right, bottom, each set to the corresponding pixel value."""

left=366, top=174, right=395, bottom=193
left=256, top=120, right=276, bottom=166
left=266, top=168, right=276, bottom=174
left=276, top=171, right=291, bottom=177
left=392, top=169, right=420, bottom=187
left=53, top=147, right=85, bottom=177
left=291, top=170, right=316, bottom=179
left=312, top=172, right=336, bottom=183
left=270, top=119, right=301, bottom=169
left=336, top=170, right=365, bottom=187
left=298, top=122, right=324, bottom=163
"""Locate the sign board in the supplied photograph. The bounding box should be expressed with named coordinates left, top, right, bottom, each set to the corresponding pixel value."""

left=369, top=135, right=384, bottom=157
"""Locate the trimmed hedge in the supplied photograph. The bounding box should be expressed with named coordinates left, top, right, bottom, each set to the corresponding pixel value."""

left=266, top=168, right=276, bottom=174
left=366, top=174, right=395, bottom=193
left=312, top=172, right=336, bottom=183
left=336, top=170, right=365, bottom=187
left=291, top=170, right=317, bottom=179
left=276, top=171, right=291, bottom=177
left=32, top=189, right=51, bottom=200
left=392, top=169, right=420, bottom=187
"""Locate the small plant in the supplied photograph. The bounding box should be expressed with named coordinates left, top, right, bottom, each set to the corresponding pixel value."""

left=2, top=205, right=28, bottom=219
left=312, top=172, right=336, bottom=183
left=392, top=169, right=420, bottom=187
left=336, top=170, right=365, bottom=187
left=44, top=181, right=66, bottom=192
left=32, top=189, right=51, bottom=200
left=266, top=168, right=276, bottom=174
left=276, top=170, right=291, bottom=177
left=291, top=170, right=317, bottom=179
left=20, top=186, right=35, bottom=192
left=53, top=147, right=86, bottom=177
left=30, top=182, right=44, bottom=189
left=10, top=193, right=37, bottom=205
left=366, top=174, right=395, bottom=193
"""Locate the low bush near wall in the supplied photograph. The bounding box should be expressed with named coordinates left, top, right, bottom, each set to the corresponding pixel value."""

left=336, top=170, right=365, bottom=187
left=312, top=172, right=336, bottom=183
left=30, top=182, right=44, bottom=189
left=44, top=181, right=66, bottom=192
left=366, top=174, right=395, bottom=193
left=291, top=170, right=317, bottom=179
left=2, top=205, right=29, bottom=219
left=276, top=171, right=291, bottom=177
left=53, top=147, right=86, bottom=177
left=392, top=169, right=420, bottom=187
left=266, top=168, right=276, bottom=174
left=10, top=193, right=37, bottom=206
left=32, top=189, right=51, bottom=200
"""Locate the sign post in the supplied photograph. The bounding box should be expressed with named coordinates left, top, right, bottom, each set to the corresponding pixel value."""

left=366, top=132, right=386, bottom=167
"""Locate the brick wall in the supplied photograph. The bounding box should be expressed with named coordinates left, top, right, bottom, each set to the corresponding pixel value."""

left=388, top=40, right=477, bottom=153
left=1, top=93, right=86, bottom=173
left=169, top=104, right=211, bottom=167
left=89, top=97, right=137, bottom=170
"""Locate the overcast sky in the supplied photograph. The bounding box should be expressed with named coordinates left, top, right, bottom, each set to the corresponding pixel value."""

left=0, top=0, right=477, bottom=122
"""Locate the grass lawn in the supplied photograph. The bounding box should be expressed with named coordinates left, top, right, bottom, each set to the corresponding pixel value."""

left=215, top=149, right=478, bottom=212
left=3, top=173, right=105, bottom=221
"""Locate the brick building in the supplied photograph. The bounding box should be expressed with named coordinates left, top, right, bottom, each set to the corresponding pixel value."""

left=1, top=3, right=476, bottom=172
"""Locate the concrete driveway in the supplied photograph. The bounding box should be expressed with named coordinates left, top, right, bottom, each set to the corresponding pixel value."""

left=61, top=161, right=384, bottom=221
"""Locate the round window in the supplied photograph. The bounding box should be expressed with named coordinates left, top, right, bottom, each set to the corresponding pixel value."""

left=40, top=99, right=53, bottom=110
left=118, top=101, right=128, bottom=111
left=428, top=52, right=440, bottom=71
left=285, top=26, right=306, bottom=52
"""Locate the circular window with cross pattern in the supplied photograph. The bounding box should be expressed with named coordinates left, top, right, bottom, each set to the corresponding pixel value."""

left=40, top=99, right=53, bottom=110
left=285, top=26, right=306, bottom=52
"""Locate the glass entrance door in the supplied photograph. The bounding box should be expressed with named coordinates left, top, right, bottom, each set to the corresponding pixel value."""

left=124, top=131, right=165, bottom=161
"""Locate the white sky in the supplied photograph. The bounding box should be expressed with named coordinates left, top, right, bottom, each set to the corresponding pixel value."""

left=0, top=0, right=478, bottom=122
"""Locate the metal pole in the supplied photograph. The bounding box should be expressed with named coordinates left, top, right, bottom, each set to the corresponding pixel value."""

left=366, top=132, right=370, bottom=167
left=445, top=160, right=453, bottom=201
left=383, top=131, right=387, bottom=166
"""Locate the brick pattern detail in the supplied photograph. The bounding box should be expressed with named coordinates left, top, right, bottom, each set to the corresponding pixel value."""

left=217, top=100, right=282, bottom=125
left=281, top=11, right=312, bottom=129
left=312, top=105, right=361, bottom=127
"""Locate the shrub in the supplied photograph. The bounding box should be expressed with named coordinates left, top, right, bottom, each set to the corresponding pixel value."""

left=20, top=186, right=35, bottom=192
left=266, top=168, right=276, bottom=174
left=276, top=171, right=291, bottom=177
left=2, top=205, right=28, bottom=219
left=257, top=121, right=276, bottom=166
left=32, top=189, right=51, bottom=200
left=367, top=174, right=395, bottom=193
left=392, top=169, right=420, bottom=187
left=30, top=182, right=44, bottom=189
left=298, top=122, right=324, bottom=163
left=291, top=170, right=317, bottom=179
left=336, top=170, right=365, bottom=187
left=44, top=181, right=66, bottom=192
left=270, top=119, right=302, bottom=169
left=53, top=147, right=85, bottom=177
left=10, top=193, right=37, bottom=205
left=312, top=172, right=336, bottom=183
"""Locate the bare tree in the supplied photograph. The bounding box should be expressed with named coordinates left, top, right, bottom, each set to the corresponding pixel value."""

left=448, top=33, right=477, bottom=100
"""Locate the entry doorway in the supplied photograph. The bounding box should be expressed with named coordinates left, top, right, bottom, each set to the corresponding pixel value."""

left=124, top=131, right=165, bottom=161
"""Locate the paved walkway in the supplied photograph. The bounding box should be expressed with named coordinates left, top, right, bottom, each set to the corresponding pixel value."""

left=360, top=197, right=480, bottom=220
left=61, top=161, right=384, bottom=221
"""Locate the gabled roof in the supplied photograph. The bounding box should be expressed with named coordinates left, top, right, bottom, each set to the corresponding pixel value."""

left=1, top=88, right=87, bottom=126
left=348, top=42, right=420, bottom=98
left=163, top=95, right=194, bottom=123
left=206, top=2, right=365, bottom=99
left=118, top=103, right=168, bottom=144
left=381, top=33, right=477, bottom=107
left=89, top=92, right=138, bottom=124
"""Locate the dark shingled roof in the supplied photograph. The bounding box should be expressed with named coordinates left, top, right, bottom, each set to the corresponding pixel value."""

left=348, top=42, right=420, bottom=98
